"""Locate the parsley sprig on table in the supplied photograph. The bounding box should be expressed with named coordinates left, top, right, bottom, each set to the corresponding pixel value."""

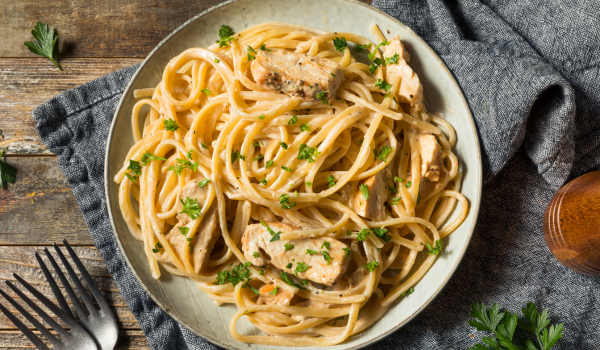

left=467, top=302, right=564, bottom=350
left=24, top=22, right=62, bottom=70
left=0, top=150, right=17, bottom=188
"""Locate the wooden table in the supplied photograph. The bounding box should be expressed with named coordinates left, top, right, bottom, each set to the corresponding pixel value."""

left=0, top=0, right=371, bottom=348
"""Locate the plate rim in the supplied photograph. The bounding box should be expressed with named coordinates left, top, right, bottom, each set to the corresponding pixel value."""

left=103, top=0, right=483, bottom=348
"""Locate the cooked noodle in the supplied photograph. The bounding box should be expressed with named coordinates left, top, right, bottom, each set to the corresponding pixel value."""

left=114, top=22, right=468, bottom=346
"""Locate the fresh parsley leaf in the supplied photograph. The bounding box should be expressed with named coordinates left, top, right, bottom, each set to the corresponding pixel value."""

left=286, top=262, right=292, bottom=269
left=333, top=37, right=348, bottom=52
left=260, top=177, right=268, bottom=185
left=405, top=180, right=412, bottom=188
left=295, top=262, right=309, bottom=274
left=214, top=262, right=252, bottom=287
left=265, top=160, right=274, bottom=168
left=306, top=249, right=319, bottom=256
left=163, top=119, right=179, bottom=131
left=279, top=142, right=288, bottom=150
left=216, top=25, right=235, bottom=48
left=288, top=116, right=298, bottom=125
left=284, top=243, right=295, bottom=251
left=269, top=286, right=279, bottom=295
left=369, top=64, right=378, bottom=74
left=253, top=154, right=264, bottom=162
left=306, top=181, right=312, bottom=187
left=258, top=44, right=271, bottom=51
left=357, top=228, right=370, bottom=241
left=253, top=252, right=260, bottom=258
left=258, top=114, right=266, bottom=120
left=180, top=197, right=201, bottom=220
left=151, top=242, right=163, bottom=254
left=425, top=239, right=443, bottom=255
left=330, top=72, right=336, bottom=77
left=315, top=91, right=328, bottom=104
left=401, top=287, right=414, bottom=297
left=394, top=176, right=404, bottom=183
left=385, top=53, right=400, bottom=65
left=24, top=22, right=62, bottom=70
left=322, top=250, right=332, bottom=265
left=201, top=88, right=211, bottom=97
left=0, top=150, right=17, bottom=188
left=353, top=43, right=372, bottom=53
left=168, top=155, right=198, bottom=175
left=214, top=58, right=220, bottom=63
left=327, top=175, right=336, bottom=188
left=388, top=186, right=398, bottom=194
left=201, top=141, right=209, bottom=149
left=297, top=144, right=319, bottom=163
left=179, top=226, right=190, bottom=235
left=301, top=279, right=309, bottom=286
left=125, top=160, right=142, bottom=183
left=321, top=241, right=331, bottom=250
left=260, top=220, right=282, bottom=241
left=300, top=123, right=310, bottom=132
left=371, top=227, right=392, bottom=244
left=250, top=286, right=260, bottom=295
left=359, top=184, right=369, bottom=200
left=231, top=151, right=246, bottom=163
left=375, top=78, right=393, bottom=91
left=247, top=45, right=257, bottom=60
left=373, top=145, right=393, bottom=162
left=258, top=270, right=265, bottom=276
left=367, top=40, right=390, bottom=61
left=373, top=57, right=384, bottom=66
left=364, top=260, right=379, bottom=272
left=342, top=246, right=350, bottom=258
left=281, top=165, right=292, bottom=172
left=280, top=272, right=306, bottom=290
left=140, top=151, right=166, bottom=166
left=389, top=196, right=402, bottom=205
left=279, top=194, right=296, bottom=209
left=198, top=179, right=211, bottom=188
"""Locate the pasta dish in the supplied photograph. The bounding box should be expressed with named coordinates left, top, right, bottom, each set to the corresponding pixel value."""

left=114, top=22, right=468, bottom=346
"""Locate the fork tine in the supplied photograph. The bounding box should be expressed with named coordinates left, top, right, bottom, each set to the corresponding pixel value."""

left=42, top=248, right=88, bottom=320
left=4, top=280, right=69, bottom=343
left=11, top=274, right=82, bottom=331
left=0, top=290, right=51, bottom=350
left=61, top=239, right=111, bottom=310
left=52, top=243, right=97, bottom=316
left=35, top=252, right=74, bottom=319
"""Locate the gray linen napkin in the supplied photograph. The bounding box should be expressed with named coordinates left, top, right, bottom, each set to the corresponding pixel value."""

left=33, top=0, right=600, bottom=348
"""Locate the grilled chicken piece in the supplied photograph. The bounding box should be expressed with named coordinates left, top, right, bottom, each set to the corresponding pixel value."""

left=158, top=179, right=220, bottom=273
left=251, top=50, right=344, bottom=103
left=353, top=163, right=392, bottom=221
left=383, top=36, right=424, bottom=111
left=408, top=127, right=449, bottom=202
left=242, top=222, right=349, bottom=286
left=258, top=284, right=294, bottom=306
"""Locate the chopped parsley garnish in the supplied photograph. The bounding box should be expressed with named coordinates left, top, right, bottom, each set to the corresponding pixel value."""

left=333, top=37, right=348, bottom=52
left=367, top=40, right=390, bottom=61
left=322, top=250, right=332, bottom=265
left=258, top=114, right=266, bottom=120
left=327, top=175, right=336, bottom=188
left=214, top=262, right=252, bottom=287
left=198, top=179, right=211, bottom=188
left=286, top=262, right=293, bottom=269
left=265, top=160, right=274, bottom=168
left=288, top=116, right=298, bottom=125
left=231, top=151, right=246, bottom=163
left=297, top=144, right=319, bottom=163
left=279, top=193, right=296, bottom=209
left=373, top=145, right=393, bottom=162
left=163, top=118, right=179, bottom=131
left=253, top=252, right=260, bottom=258
left=201, top=141, right=209, bottom=149
left=284, top=243, right=295, bottom=251
left=140, top=151, right=166, bottom=166
left=280, top=272, right=306, bottom=290
left=401, top=287, right=415, bottom=297
left=305, top=181, right=312, bottom=187
left=260, top=177, right=268, bottom=185
left=353, top=43, right=372, bottom=53
left=0, top=150, right=17, bottom=188
left=375, top=78, right=393, bottom=92
left=250, top=286, right=260, bottom=295
left=260, top=220, right=282, bottom=242
left=385, top=53, right=400, bottom=65
left=151, top=242, right=163, bottom=254
left=216, top=25, right=235, bottom=48
left=306, top=249, right=319, bottom=256
left=24, top=22, right=62, bottom=70
left=405, top=180, right=412, bottom=188
left=180, top=197, right=201, bottom=219
left=279, top=142, right=288, bottom=150
left=426, top=239, right=443, bottom=255
left=364, top=260, right=379, bottom=272
left=394, top=176, right=404, bottom=183
left=258, top=270, right=265, bottom=276
left=281, top=165, right=292, bottom=172
left=321, top=241, right=330, bottom=250
left=258, top=44, right=271, bottom=51
left=179, top=226, right=189, bottom=235
left=254, top=154, right=264, bottom=162
left=369, top=64, right=378, bottom=74
left=125, top=160, right=142, bottom=183
left=359, top=184, right=369, bottom=200
left=371, top=227, right=392, bottom=244
left=330, top=73, right=336, bottom=77
left=357, top=228, right=370, bottom=241
left=300, top=124, right=310, bottom=132
left=301, top=279, right=309, bottom=286
left=295, top=262, right=309, bottom=274
left=342, top=247, right=350, bottom=258
left=388, top=186, right=398, bottom=194
left=201, top=88, right=211, bottom=96
left=214, top=58, right=220, bottom=63
left=168, top=150, right=198, bottom=175
left=315, top=91, right=329, bottom=104
left=269, top=286, right=279, bottom=295
left=389, top=197, right=402, bottom=205
left=247, top=45, right=256, bottom=60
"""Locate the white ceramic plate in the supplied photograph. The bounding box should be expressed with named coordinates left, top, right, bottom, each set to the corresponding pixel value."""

left=104, top=0, right=482, bottom=348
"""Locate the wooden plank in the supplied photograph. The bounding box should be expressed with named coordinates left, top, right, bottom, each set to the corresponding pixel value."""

left=0, top=0, right=226, bottom=58
left=0, top=58, right=141, bottom=155
left=0, top=246, right=140, bottom=330
left=0, top=330, right=148, bottom=349
left=0, top=157, right=93, bottom=245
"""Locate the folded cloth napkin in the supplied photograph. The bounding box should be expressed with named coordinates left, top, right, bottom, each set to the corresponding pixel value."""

left=33, top=0, right=600, bottom=348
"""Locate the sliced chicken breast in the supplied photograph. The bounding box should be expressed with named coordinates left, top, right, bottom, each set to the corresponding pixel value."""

left=242, top=222, right=349, bottom=286
left=383, top=36, right=424, bottom=111
left=158, top=179, right=220, bottom=273
left=408, top=127, right=449, bottom=202
left=258, top=284, right=295, bottom=306
left=353, top=163, right=392, bottom=221
left=251, top=50, right=344, bottom=103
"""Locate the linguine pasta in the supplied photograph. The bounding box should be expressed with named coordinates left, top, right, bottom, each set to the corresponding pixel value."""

left=114, top=22, right=468, bottom=346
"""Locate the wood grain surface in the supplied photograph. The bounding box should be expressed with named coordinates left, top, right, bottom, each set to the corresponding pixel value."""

left=0, top=0, right=371, bottom=347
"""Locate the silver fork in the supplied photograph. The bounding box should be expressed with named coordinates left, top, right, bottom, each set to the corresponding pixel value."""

left=0, top=239, right=118, bottom=350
